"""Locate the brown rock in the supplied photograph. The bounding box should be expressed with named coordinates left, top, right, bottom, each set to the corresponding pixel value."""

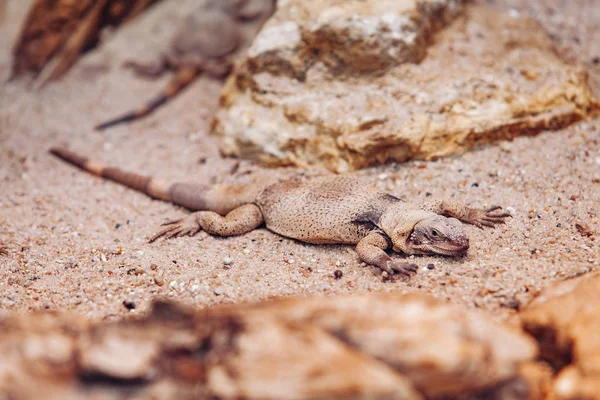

left=213, top=2, right=597, bottom=172
left=0, top=293, right=537, bottom=399
left=520, top=272, right=600, bottom=400
left=245, top=294, right=538, bottom=398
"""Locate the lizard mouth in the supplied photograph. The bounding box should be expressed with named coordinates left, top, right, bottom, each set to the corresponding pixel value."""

left=408, top=232, right=469, bottom=257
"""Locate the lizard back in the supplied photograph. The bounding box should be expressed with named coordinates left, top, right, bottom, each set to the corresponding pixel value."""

left=256, top=176, right=400, bottom=245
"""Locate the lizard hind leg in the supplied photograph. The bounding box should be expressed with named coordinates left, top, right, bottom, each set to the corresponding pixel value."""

left=149, top=204, right=263, bottom=242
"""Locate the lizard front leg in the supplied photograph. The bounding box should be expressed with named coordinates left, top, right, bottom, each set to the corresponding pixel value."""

left=355, top=231, right=418, bottom=277
left=150, top=204, right=263, bottom=242
left=421, top=199, right=511, bottom=228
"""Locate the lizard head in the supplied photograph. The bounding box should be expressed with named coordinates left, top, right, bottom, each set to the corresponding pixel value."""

left=403, top=216, right=469, bottom=257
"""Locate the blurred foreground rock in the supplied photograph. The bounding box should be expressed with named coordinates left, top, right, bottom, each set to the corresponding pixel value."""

left=521, top=272, right=600, bottom=400
left=0, top=293, right=537, bottom=399
left=214, top=1, right=597, bottom=172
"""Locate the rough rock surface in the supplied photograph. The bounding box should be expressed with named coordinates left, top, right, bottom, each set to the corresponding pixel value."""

left=520, top=272, right=600, bottom=400
left=213, top=2, right=597, bottom=172
left=0, top=293, right=536, bottom=399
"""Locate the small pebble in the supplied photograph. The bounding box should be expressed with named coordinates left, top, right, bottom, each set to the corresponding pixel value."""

left=378, top=173, right=388, bottom=181
left=168, top=280, right=178, bottom=290
left=427, top=263, right=435, bottom=270
left=122, top=300, right=136, bottom=310
left=500, top=297, right=520, bottom=310
left=575, top=221, right=593, bottom=237
left=506, top=206, right=515, bottom=214
left=223, top=257, right=233, bottom=266
left=214, top=286, right=224, bottom=295
left=64, top=262, right=77, bottom=270
left=333, top=270, right=343, bottom=279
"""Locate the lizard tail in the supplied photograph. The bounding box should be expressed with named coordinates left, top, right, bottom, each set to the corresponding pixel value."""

left=49, top=147, right=262, bottom=215
left=49, top=147, right=171, bottom=201
left=94, top=66, right=200, bottom=130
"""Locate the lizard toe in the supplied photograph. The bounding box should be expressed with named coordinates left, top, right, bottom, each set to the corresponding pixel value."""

left=485, top=205, right=502, bottom=213
left=482, top=214, right=509, bottom=226
left=148, top=228, right=171, bottom=243
left=389, top=261, right=418, bottom=276
left=486, top=211, right=511, bottom=219
left=162, top=228, right=182, bottom=240
left=480, top=219, right=497, bottom=227
left=161, top=218, right=183, bottom=227
left=474, top=221, right=485, bottom=229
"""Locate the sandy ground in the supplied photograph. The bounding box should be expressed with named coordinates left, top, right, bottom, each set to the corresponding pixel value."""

left=0, top=0, right=599, bottom=322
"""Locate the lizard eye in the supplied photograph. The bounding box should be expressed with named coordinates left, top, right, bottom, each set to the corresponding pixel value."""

left=431, top=229, right=439, bottom=237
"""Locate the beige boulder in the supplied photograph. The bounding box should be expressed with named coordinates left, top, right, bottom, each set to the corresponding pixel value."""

left=213, top=2, right=597, bottom=172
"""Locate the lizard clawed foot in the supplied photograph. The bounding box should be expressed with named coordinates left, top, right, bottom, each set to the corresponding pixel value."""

left=468, top=206, right=512, bottom=229
left=379, top=260, right=418, bottom=279
left=149, top=215, right=201, bottom=243
left=0, top=245, right=8, bottom=256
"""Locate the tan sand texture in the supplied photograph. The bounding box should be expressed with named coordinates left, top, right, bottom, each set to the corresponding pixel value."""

left=0, top=0, right=599, bottom=325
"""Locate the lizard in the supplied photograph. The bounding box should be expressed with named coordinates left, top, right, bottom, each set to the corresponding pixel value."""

left=49, top=147, right=511, bottom=277
left=95, top=0, right=276, bottom=130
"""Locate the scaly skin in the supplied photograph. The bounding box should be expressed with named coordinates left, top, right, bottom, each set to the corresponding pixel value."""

left=50, top=148, right=511, bottom=278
